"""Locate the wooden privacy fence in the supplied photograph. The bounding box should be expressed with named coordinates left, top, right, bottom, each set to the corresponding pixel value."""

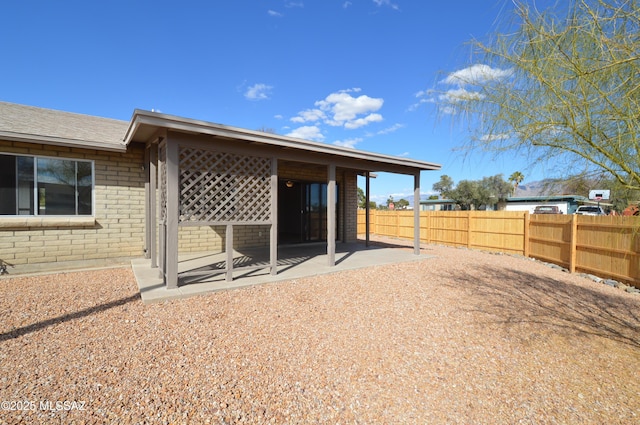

left=357, top=210, right=640, bottom=287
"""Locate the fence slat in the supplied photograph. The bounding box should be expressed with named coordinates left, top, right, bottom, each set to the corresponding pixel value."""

left=357, top=210, right=640, bottom=287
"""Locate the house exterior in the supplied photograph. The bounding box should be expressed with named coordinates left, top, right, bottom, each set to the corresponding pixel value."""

left=419, top=199, right=458, bottom=211
left=503, top=195, right=589, bottom=214
left=420, top=195, right=604, bottom=214
left=0, top=102, right=440, bottom=285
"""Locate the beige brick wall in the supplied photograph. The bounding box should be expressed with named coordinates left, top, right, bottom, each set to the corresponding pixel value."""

left=341, top=171, right=358, bottom=243
left=177, top=224, right=270, bottom=253
left=0, top=140, right=146, bottom=274
left=0, top=143, right=360, bottom=274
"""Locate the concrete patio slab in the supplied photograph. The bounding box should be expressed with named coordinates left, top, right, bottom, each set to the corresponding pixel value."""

left=132, top=238, right=433, bottom=303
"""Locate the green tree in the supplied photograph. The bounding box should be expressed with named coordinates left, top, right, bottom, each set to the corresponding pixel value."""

left=481, top=174, right=513, bottom=202
left=436, top=174, right=512, bottom=210
left=395, top=198, right=410, bottom=210
left=357, top=187, right=366, bottom=209
left=451, top=180, right=482, bottom=210
left=432, top=175, right=454, bottom=198
left=385, top=196, right=395, bottom=209
left=508, top=171, right=525, bottom=195
left=439, top=0, right=640, bottom=192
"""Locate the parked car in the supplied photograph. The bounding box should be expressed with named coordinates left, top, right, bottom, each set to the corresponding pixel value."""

left=533, top=205, right=562, bottom=214
left=575, top=205, right=606, bottom=215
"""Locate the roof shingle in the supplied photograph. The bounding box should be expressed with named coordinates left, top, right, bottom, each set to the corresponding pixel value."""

left=0, top=101, right=129, bottom=151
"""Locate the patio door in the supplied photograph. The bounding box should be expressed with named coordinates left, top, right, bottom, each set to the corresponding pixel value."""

left=278, top=180, right=337, bottom=244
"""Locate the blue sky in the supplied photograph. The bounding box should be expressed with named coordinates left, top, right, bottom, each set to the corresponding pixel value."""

left=0, top=0, right=549, bottom=205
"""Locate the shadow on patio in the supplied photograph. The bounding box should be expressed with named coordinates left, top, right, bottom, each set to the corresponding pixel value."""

left=132, top=237, right=432, bottom=303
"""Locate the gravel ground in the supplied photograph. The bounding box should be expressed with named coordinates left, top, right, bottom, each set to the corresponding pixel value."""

left=1, top=243, right=639, bottom=424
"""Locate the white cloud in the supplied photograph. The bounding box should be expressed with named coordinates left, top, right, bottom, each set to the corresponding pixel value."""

left=343, top=1, right=352, bottom=8
left=439, top=88, right=484, bottom=103
left=291, top=88, right=384, bottom=130
left=286, top=125, right=324, bottom=141
left=408, top=89, right=437, bottom=111
left=333, top=137, right=363, bottom=148
left=436, top=88, right=484, bottom=115
left=442, top=64, right=513, bottom=86
left=274, top=114, right=283, bottom=120
left=479, top=133, right=510, bottom=142
left=244, top=83, right=273, bottom=100
left=285, top=1, right=304, bottom=7
left=290, top=108, right=326, bottom=123
left=440, top=106, right=456, bottom=115
left=377, top=123, right=404, bottom=134
left=373, top=0, right=399, bottom=10
left=267, top=10, right=283, bottom=17
left=316, top=89, right=384, bottom=127
left=343, top=113, right=383, bottom=129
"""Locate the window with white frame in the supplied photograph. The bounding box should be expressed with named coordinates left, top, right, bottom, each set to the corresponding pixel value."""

left=0, top=153, right=94, bottom=216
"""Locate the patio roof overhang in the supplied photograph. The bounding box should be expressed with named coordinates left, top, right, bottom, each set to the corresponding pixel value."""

left=125, top=109, right=441, bottom=290
left=124, top=109, right=441, bottom=175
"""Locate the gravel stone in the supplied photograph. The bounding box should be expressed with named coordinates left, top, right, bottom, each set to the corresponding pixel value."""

left=1, top=243, right=639, bottom=424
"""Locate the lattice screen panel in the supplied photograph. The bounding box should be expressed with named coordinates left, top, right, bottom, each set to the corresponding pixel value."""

left=179, top=147, right=272, bottom=223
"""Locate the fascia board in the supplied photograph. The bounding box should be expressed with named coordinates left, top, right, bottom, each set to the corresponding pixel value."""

left=0, top=130, right=128, bottom=152
left=125, top=110, right=442, bottom=172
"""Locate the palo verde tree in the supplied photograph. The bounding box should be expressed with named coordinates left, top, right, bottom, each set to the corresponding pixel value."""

left=438, top=0, right=640, bottom=192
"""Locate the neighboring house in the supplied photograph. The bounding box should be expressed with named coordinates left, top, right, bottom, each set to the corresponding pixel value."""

left=0, top=102, right=440, bottom=287
left=503, top=195, right=590, bottom=214
left=419, top=199, right=458, bottom=211
left=421, top=195, right=607, bottom=214
left=419, top=199, right=500, bottom=211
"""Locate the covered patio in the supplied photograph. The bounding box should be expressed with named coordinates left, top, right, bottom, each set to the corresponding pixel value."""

left=132, top=237, right=433, bottom=303
left=124, top=109, right=440, bottom=297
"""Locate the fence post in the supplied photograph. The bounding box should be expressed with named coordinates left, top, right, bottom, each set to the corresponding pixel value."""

left=425, top=211, right=431, bottom=244
left=523, top=211, right=530, bottom=257
left=569, top=214, right=577, bottom=273
left=372, top=209, right=377, bottom=235
left=467, top=211, right=473, bottom=249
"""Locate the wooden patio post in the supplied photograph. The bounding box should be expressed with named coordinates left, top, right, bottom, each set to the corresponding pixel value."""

left=226, top=224, right=234, bottom=282
left=365, top=171, right=370, bottom=247
left=414, top=171, right=421, bottom=255
left=149, top=141, right=158, bottom=269
left=327, top=163, right=336, bottom=266
left=144, top=146, right=150, bottom=259
left=165, top=137, right=179, bottom=289
left=270, top=158, right=278, bottom=275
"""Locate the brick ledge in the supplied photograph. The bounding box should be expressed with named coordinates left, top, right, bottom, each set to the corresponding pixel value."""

left=0, top=217, right=96, bottom=229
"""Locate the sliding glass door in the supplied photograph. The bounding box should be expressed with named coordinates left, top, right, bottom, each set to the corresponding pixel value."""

left=278, top=180, right=338, bottom=244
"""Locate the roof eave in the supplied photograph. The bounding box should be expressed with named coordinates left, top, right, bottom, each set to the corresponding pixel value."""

left=124, top=110, right=442, bottom=172
left=0, top=131, right=128, bottom=153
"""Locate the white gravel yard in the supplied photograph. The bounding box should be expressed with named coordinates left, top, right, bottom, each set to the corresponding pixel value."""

left=0, top=244, right=639, bottom=424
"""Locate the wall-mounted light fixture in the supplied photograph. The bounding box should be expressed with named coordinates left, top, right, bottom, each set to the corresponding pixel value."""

left=285, top=180, right=294, bottom=188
